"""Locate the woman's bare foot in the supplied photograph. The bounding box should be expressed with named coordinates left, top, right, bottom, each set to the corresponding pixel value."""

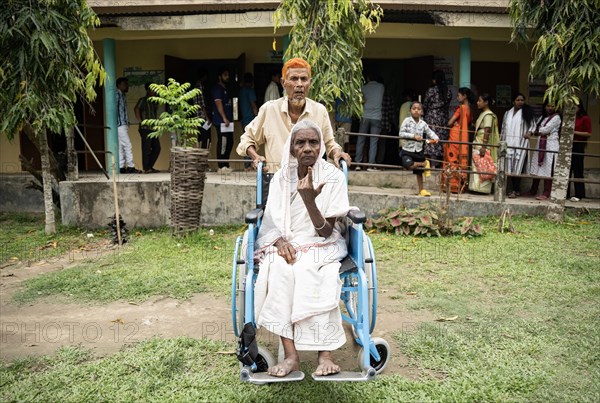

left=268, top=356, right=300, bottom=377
left=314, top=351, right=340, bottom=376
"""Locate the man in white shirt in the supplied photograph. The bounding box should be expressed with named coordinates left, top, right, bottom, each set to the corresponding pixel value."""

left=355, top=73, right=384, bottom=171
left=264, top=70, right=282, bottom=102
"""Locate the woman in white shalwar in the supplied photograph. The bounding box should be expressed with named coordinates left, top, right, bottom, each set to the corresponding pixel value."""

left=254, top=120, right=350, bottom=377
left=524, top=102, right=562, bottom=200
left=501, top=93, right=535, bottom=198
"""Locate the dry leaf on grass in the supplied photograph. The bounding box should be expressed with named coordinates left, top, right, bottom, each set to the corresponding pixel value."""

left=40, top=241, right=58, bottom=250
left=435, top=315, right=458, bottom=322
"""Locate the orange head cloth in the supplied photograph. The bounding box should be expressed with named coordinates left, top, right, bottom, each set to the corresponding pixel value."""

left=282, top=58, right=311, bottom=79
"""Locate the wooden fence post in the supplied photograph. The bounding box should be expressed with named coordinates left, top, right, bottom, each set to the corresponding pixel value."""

left=494, top=141, right=507, bottom=202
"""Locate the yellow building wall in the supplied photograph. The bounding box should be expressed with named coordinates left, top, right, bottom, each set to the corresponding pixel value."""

left=363, top=37, right=599, bottom=169
left=95, top=36, right=276, bottom=172
left=0, top=136, right=22, bottom=173
left=3, top=33, right=597, bottom=172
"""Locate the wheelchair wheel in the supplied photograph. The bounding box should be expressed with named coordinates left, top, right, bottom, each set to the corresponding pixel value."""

left=234, top=231, right=249, bottom=337
left=349, top=233, right=375, bottom=339
left=357, top=337, right=391, bottom=374
left=239, top=345, right=276, bottom=373
left=255, top=345, right=276, bottom=372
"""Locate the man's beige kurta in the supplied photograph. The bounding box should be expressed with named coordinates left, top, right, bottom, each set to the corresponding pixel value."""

left=236, top=97, right=341, bottom=169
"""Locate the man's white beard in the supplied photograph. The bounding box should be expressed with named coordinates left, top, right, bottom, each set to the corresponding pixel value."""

left=289, top=98, right=306, bottom=108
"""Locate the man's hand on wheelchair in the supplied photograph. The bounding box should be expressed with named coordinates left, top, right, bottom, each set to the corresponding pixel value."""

left=274, top=238, right=296, bottom=264
left=330, top=148, right=351, bottom=169
left=251, top=155, right=268, bottom=171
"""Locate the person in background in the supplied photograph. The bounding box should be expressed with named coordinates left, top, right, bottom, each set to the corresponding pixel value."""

left=399, top=101, right=439, bottom=197
left=355, top=71, right=384, bottom=171
left=469, top=93, right=499, bottom=194
left=398, top=89, right=416, bottom=127
left=335, top=97, right=352, bottom=152
left=423, top=70, right=452, bottom=168
left=501, top=93, right=535, bottom=198
left=524, top=101, right=561, bottom=201
left=212, top=67, right=234, bottom=173
left=239, top=72, right=258, bottom=171
left=193, top=68, right=212, bottom=149
left=116, top=77, right=141, bottom=174
left=264, top=69, right=282, bottom=102
left=134, top=83, right=161, bottom=173
left=443, top=87, right=474, bottom=193
left=567, top=100, right=592, bottom=201
left=377, top=87, right=397, bottom=165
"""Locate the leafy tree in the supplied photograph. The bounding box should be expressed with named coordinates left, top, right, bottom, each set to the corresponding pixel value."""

left=273, top=0, right=383, bottom=118
left=509, top=0, right=600, bottom=221
left=143, top=79, right=203, bottom=148
left=0, top=0, right=104, bottom=234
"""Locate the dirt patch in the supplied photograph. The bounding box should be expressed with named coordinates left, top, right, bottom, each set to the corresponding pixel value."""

left=1, top=246, right=438, bottom=379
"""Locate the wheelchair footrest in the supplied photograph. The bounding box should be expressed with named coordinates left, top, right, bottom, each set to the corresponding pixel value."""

left=311, top=369, right=376, bottom=382
left=240, top=368, right=305, bottom=385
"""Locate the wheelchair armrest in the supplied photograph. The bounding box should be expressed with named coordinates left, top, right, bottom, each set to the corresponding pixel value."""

left=347, top=210, right=366, bottom=224
left=245, top=208, right=264, bottom=224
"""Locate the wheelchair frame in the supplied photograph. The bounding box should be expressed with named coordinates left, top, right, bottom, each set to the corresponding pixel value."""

left=231, top=161, right=389, bottom=382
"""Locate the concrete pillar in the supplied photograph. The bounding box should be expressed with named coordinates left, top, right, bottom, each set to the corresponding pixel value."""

left=103, top=38, right=119, bottom=174
left=283, top=34, right=291, bottom=62
left=459, top=38, right=471, bottom=89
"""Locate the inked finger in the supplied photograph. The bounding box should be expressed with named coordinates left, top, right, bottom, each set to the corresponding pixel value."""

left=315, top=182, right=325, bottom=195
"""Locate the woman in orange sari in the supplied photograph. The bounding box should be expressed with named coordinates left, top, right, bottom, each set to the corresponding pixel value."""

left=443, top=87, right=474, bottom=193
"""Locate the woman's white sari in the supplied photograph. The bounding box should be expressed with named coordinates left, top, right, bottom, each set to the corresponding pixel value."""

left=253, top=129, right=350, bottom=350
left=501, top=107, right=532, bottom=175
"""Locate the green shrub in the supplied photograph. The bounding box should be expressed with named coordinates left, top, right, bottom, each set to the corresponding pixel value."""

left=365, top=204, right=482, bottom=237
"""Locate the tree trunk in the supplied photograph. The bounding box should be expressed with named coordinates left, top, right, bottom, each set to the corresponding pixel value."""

left=38, top=128, right=56, bottom=234
left=546, top=99, right=576, bottom=222
left=19, top=155, right=61, bottom=208
left=66, top=127, right=78, bottom=181
left=23, top=123, right=66, bottom=182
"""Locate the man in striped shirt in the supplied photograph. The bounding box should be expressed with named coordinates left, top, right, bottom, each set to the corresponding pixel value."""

left=116, top=77, right=140, bottom=174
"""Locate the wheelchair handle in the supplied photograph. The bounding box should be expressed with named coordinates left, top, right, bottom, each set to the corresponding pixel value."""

left=257, top=161, right=264, bottom=207
left=341, top=159, right=348, bottom=181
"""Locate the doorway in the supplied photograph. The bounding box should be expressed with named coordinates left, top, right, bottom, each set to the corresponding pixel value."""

left=471, top=61, right=520, bottom=123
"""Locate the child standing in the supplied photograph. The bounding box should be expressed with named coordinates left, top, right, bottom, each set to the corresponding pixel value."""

left=399, top=102, right=439, bottom=196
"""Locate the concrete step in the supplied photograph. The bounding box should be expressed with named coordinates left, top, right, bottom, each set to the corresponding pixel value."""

left=349, top=169, right=441, bottom=191
left=1, top=172, right=597, bottom=228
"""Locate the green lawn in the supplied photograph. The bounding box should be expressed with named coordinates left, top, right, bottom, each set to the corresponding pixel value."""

left=12, top=225, right=242, bottom=303
left=1, top=212, right=599, bottom=402
left=0, top=212, right=95, bottom=266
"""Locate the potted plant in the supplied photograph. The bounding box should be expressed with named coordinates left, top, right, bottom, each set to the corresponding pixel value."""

left=143, top=78, right=208, bottom=235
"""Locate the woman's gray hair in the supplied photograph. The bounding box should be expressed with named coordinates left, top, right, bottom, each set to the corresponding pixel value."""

left=289, top=120, right=322, bottom=154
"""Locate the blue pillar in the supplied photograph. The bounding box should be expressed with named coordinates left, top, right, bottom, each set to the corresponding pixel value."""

left=103, top=38, right=119, bottom=174
left=459, top=38, right=471, bottom=89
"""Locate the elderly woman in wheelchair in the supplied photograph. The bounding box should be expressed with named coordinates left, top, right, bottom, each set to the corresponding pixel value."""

left=233, top=119, right=390, bottom=383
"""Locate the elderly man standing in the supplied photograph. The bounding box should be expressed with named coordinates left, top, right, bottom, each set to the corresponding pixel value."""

left=254, top=120, right=349, bottom=377
left=236, top=58, right=351, bottom=171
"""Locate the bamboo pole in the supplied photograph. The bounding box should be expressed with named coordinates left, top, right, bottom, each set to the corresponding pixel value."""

left=111, top=155, right=122, bottom=246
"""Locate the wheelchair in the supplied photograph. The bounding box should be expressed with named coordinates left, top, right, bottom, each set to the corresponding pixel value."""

left=231, top=161, right=390, bottom=384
